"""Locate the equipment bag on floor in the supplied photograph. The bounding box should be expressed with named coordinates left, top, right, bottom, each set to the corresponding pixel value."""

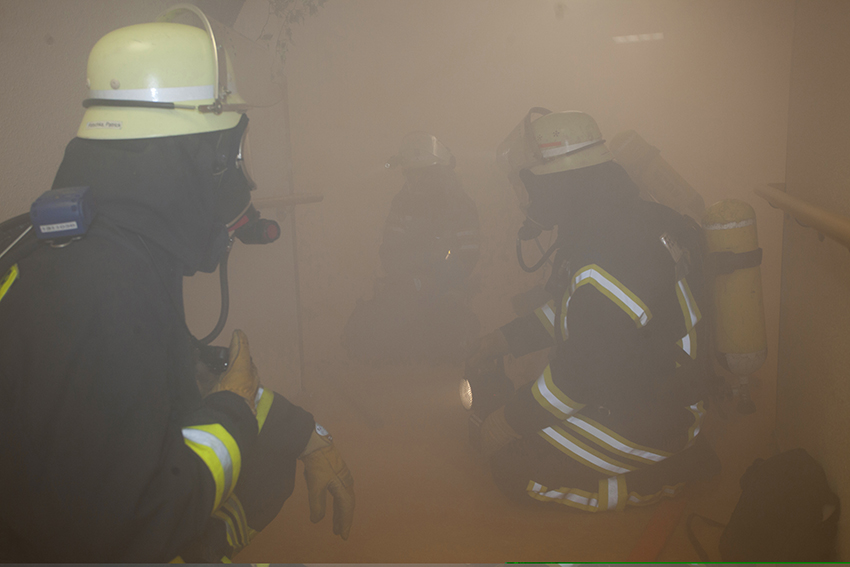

left=688, top=448, right=840, bottom=561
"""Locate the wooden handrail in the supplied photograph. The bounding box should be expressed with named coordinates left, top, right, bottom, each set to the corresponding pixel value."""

left=754, top=184, right=850, bottom=250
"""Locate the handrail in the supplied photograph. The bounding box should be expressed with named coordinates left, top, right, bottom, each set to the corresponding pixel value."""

left=754, top=184, right=850, bottom=250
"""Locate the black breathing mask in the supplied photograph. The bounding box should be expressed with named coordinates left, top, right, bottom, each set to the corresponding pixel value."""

left=516, top=168, right=561, bottom=272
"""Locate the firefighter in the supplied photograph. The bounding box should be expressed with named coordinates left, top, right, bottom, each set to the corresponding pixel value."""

left=342, top=131, right=480, bottom=363
left=0, top=9, right=353, bottom=562
left=466, top=109, right=719, bottom=511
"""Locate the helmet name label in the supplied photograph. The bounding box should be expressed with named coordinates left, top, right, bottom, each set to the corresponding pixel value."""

left=86, top=121, right=122, bottom=130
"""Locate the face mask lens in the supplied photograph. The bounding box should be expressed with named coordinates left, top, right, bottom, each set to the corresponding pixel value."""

left=236, top=128, right=256, bottom=191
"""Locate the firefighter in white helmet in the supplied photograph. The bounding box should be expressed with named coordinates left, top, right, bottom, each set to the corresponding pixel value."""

left=342, top=131, right=481, bottom=363
left=465, top=108, right=719, bottom=511
left=0, top=7, right=353, bottom=561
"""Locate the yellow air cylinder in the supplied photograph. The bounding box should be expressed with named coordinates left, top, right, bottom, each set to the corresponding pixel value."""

left=702, top=199, right=767, bottom=376
left=609, top=130, right=706, bottom=222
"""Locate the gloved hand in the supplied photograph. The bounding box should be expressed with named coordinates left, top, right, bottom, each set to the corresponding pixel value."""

left=480, top=406, right=521, bottom=457
left=211, top=329, right=260, bottom=413
left=299, top=427, right=355, bottom=540
left=465, top=329, right=510, bottom=376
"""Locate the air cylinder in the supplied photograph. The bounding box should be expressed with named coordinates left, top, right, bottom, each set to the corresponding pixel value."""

left=702, top=199, right=767, bottom=376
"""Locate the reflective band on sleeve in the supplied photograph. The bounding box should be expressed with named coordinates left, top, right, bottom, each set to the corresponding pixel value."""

left=532, top=365, right=585, bottom=420
left=214, top=494, right=251, bottom=553
left=597, top=475, right=627, bottom=511
left=89, top=85, right=214, bottom=103
left=255, top=387, right=274, bottom=433
left=534, top=300, right=557, bottom=338
left=0, top=264, right=19, bottom=304
left=527, top=481, right=601, bottom=512
left=572, top=264, right=651, bottom=327
left=563, top=415, right=672, bottom=464
left=182, top=424, right=242, bottom=512
left=539, top=426, right=634, bottom=475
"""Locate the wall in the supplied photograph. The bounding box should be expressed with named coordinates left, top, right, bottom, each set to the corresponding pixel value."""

left=776, top=0, right=850, bottom=558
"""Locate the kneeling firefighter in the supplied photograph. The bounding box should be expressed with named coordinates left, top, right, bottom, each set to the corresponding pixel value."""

left=0, top=7, right=353, bottom=562
left=464, top=108, right=719, bottom=511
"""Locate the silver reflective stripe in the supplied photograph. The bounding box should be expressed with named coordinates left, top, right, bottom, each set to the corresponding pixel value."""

left=566, top=416, right=668, bottom=463
left=254, top=386, right=264, bottom=408
left=678, top=280, right=700, bottom=328
left=539, top=139, right=598, bottom=159
left=607, top=477, right=620, bottom=510
left=540, top=303, right=556, bottom=327
left=536, top=372, right=579, bottom=416
left=90, top=84, right=214, bottom=103
left=530, top=482, right=599, bottom=509
left=680, top=333, right=692, bottom=355
left=703, top=219, right=754, bottom=230
left=541, top=427, right=632, bottom=474
left=182, top=428, right=234, bottom=498
left=574, top=268, right=649, bottom=326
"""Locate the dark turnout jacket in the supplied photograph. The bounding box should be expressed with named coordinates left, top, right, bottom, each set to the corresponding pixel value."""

left=0, top=133, right=313, bottom=561
left=500, top=162, right=709, bottom=486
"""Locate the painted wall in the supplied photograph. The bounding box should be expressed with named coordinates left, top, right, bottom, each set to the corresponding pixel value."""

left=776, top=0, right=850, bottom=558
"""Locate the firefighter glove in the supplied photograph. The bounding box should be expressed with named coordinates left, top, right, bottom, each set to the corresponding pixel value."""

left=480, top=406, right=521, bottom=458
left=211, top=329, right=260, bottom=413
left=300, top=428, right=355, bottom=540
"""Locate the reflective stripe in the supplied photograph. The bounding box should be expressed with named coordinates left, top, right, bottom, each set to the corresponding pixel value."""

left=533, top=300, right=557, bottom=338
left=89, top=85, right=214, bottom=103
left=183, top=424, right=241, bottom=511
left=255, top=387, right=274, bottom=433
left=539, top=139, right=599, bottom=159
left=686, top=402, right=706, bottom=446
left=676, top=279, right=701, bottom=330
left=573, top=264, right=651, bottom=327
left=704, top=219, right=754, bottom=230
left=564, top=415, right=672, bottom=464
left=527, top=481, right=601, bottom=512
left=214, top=494, right=251, bottom=553
left=677, top=327, right=698, bottom=360
left=532, top=365, right=585, bottom=420
left=0, top=264, right=19, bottom=304
left=598, top=475, right=627, bottom=511
left=539, top=426, right=634, bottom=475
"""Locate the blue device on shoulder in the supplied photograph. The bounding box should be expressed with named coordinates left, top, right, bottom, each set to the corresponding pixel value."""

left=30, top=186, right=95, bottom=240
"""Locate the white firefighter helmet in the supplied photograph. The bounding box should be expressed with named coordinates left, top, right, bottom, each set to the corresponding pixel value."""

left=78, top=4, right=249, bottom=140
left=385, top=131, right=455, bottom=170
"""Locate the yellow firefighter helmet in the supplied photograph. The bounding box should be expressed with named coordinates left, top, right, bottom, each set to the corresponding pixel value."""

left=78, top=4, right=249, bottom=140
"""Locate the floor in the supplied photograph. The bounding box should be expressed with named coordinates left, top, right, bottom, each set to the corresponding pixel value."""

left=234, top=346, right=778, bottom=564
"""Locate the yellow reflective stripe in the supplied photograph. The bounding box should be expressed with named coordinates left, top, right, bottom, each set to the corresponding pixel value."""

left=213, top=507, right=238, bottom=550
left=223, top=494, right=250, bottom=547
left=220, top=556, right=232, bottom=563
left=534, top=300, right=557, bottom=339
left=560, top=289, right=570, bottom=340
left=169, top=556, right=185, bottom=563
left=0, top=264, right=19, bottom=304
left=255, top=387, right=274, bottom=433
left=527, top=480, right=601, bottom=512
left=531, top=365, right=585, bottom=420
left=597, top=475, right=628, bottom=511
left=539, top=425, right=636, bottom=475
left=677, top=326, right=698, bottom=360
left=626, top=482, right=685, bottom=506
left=676, top=278, right=702, bottom=330
left=572, top=264, right=651, bottom=328
left=686, top=401, right=707, bottom=447
left=182, top=424, right=242, bottom=511
left=563, top=415, right=673, bottom=465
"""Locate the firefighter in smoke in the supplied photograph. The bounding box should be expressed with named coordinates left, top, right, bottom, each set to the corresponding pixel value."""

left=343, top=131, right=481, bottom=363
left=464, top=109, right=719, bottom=511
left=0, top=8, right=353, bottom=561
